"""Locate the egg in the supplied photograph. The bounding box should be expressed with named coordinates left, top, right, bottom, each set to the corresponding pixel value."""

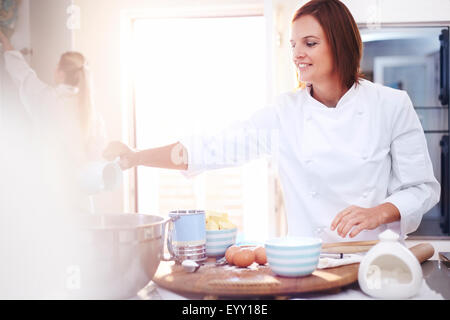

left=254, top=246, right=267, bottom=265
left=225, top=245, right=240, bottom=265
left=232, top=248, right=255, bottom=268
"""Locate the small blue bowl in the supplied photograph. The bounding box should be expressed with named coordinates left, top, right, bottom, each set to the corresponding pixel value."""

left=205, top=228, right=237, bottom=256
left=265, top=237, right=322, bottom=277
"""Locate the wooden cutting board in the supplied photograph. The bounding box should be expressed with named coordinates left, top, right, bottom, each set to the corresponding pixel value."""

left=152, top=242, right=434, bottom=298
left=321, top=240, right=379, bottom=254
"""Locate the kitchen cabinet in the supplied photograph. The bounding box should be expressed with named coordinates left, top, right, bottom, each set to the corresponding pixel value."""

left=29, top=0, right=73, bottom=82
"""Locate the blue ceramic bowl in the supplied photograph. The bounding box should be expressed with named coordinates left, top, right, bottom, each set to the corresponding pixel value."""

left=205, top=228, right=237, bottom=256
left=265, top=237, right=322, bottom=277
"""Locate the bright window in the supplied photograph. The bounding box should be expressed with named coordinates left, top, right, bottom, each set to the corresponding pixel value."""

left=131, top=15, right=271, bottom=240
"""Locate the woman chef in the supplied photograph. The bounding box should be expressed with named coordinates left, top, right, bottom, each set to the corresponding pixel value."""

left=0, top=30, right=105, bottom=159
left=103, top=0, right=440, bottom=242
left=0, top=30, right=106, bottom=211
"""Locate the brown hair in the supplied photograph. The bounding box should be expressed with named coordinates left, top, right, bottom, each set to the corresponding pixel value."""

left=57, top=52, right=95, bottom=146
left=292, top=0, right=363, bottom=90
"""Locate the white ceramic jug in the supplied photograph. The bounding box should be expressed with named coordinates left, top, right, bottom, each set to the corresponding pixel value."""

left=358, top=229, right=423, bottom=299
left=79, top=160, right=123, bottom=195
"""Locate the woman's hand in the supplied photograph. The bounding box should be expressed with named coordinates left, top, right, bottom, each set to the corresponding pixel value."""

left=0, top=29, right=14, bottom=51
left=103, top=141, right=139, bottom=170
left=330, top=203, right=401, bottom=238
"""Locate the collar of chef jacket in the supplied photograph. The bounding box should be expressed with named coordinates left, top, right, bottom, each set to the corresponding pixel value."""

left=300, top=79, right=370, bottom=160
left=305, top=81, right=360, bottom=110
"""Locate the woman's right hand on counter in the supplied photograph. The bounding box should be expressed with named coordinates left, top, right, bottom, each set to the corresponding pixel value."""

left=103, top=141, right=139, bottom=170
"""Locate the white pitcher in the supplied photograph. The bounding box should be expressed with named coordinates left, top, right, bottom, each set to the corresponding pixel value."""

left=79, top=160, right=123, bottom=195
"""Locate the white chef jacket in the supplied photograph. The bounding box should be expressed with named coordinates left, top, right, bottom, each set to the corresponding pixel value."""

left=179, top=79, right=440, bottom=242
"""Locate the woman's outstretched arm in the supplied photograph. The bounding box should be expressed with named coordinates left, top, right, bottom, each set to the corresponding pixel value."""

left=103, top=141, right=188, bottom=171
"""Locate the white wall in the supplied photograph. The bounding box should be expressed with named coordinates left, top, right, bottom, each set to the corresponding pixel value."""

left=342, top=0, right=450, bottom=23
left=30, top=0, right=73, bottom=83
left=10, top=0, right=30, bottom=50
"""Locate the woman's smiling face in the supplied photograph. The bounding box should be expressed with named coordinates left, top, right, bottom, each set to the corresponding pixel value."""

left=290, top=15, right=336, bottom=85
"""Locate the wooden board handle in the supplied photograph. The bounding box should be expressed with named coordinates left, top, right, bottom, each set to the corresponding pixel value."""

left=322, top=240, right=379, bottom=249
left=321, top=240, right=379, bottom=254
left=409, top=243, right=435, bottom=263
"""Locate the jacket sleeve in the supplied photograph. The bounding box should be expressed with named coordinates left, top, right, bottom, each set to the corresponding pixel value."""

left=4, top=50, right=56, bottom=118
left=383, top=91, right=441, bottom=236
left=178, top=97, right=283, bottom=178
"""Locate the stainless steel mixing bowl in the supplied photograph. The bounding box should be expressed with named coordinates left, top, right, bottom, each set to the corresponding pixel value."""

left=69, top=213, right=169, bottom=299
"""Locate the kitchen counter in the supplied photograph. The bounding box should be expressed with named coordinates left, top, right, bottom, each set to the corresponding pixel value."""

left=138, top=260, right=449, bottom=300
left=420, top=260, right=450, bottom=299
left=293, top=260, right=449, bottom=300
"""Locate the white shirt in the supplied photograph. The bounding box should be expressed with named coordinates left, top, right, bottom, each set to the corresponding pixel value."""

left=179, top=79, right=440, bottom=242
left=3, top=50, right=106, bottom=163
left=3, top=50, right=107, bottom=212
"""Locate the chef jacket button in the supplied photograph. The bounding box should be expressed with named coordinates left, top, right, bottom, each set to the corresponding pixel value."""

left=306, top=115, right=312, bottom=122
left=361, top=155, right=368, bottom=160
left=362, top=191, right=369, bottom=198
left=310, top=191, right=318, bottom=197
left=305, top=158, right=313, bottom=164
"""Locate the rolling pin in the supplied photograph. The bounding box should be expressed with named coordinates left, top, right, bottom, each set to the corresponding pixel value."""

left=322, top=240, right=435, bottom=263
left=408, top=243, right=435, bottom=263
